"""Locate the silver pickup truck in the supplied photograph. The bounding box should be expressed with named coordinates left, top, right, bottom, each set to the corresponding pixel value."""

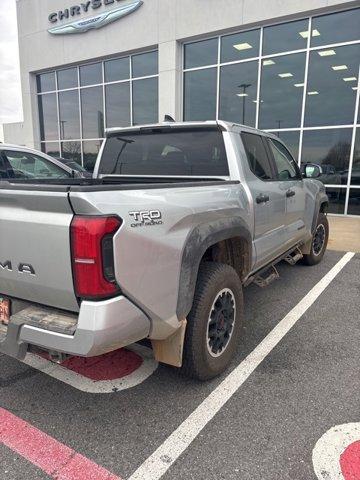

left=0, top=121, right=328, bottom=380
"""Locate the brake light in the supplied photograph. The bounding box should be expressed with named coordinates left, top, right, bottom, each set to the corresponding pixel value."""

left=70, top=216, right=122, bottom=299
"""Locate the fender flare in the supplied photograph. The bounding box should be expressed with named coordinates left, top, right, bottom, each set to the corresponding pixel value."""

left=176, top=217, right=252, bottom=319
left=312, top=191, right=329, bottom=234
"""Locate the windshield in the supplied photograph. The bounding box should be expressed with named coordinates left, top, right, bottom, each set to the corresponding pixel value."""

left=98, top=128, right=229, bottom=177
left=0, top=150, right=70, bottom=180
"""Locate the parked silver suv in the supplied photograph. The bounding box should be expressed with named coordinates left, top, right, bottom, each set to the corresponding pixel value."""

left=0, top=122, right=328, bottom=380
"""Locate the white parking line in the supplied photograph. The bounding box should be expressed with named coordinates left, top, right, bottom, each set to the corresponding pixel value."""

left=129, top=252, right=355, bottom=480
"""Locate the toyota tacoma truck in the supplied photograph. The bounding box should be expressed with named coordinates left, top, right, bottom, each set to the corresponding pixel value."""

left=0, top=121, right=328, bottom=380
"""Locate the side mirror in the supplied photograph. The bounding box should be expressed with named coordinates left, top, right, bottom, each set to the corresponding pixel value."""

left=304, top=163, right=321, bottom=179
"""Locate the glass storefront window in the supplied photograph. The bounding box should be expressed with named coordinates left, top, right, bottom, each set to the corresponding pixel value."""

left=41, top=142, right=60, bottom=158
left=184, top=68, right=217, bottom=121
left=271, top=131, right=300, bottom=162
left=352, top=129, right=360, bottom=186
left=263, top=19, right=308, bottom=55
left=36, top=72, right=56, bottom=93
left=219, top=61, right=258, bottom=126
left=61, top=141, right=82, bottom=166
left=221, top=30, right=260, bottom=63
left=133, top=77, right=158, bottom=125
left=259, top=52, right=306, bottom=129
left=58, top=90, right=80, bottom=140
left=38, top=94, right=58, bottom=141
left=311, top=9, right=360, bottom=47
left=105, top=82, right=130, bottom=128
left=83, top=140, right=102, bottom=172
left=132, top=51, right=158, bottom=78
left=348, top=189, right=360, bottom=215
left=80, top=63, right=102, bottom=86
left=301, top=129, right=352, bottom=185
left=305, top=44, right=359, bottom=127
left=81, top=87, right=104, bottom=139
left=184, top=38, right=218, bottom=69
left=326, top=187, right=346, bottom=214
left=57, top=68, right=78, bottom=90
left=104, top=57, right=129, bottom=82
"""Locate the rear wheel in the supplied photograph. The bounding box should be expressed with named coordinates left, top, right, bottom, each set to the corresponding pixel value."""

left=181, top=262, right=243, bottom=380
left=302, top=213, right=329, bottom=266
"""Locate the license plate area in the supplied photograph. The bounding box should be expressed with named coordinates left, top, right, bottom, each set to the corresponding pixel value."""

left=0, top=297, right=11, bottom=325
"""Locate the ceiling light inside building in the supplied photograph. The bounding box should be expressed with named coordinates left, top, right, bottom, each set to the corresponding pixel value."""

left=318, top=49, right=336, bottom=56
left=299, top=29, right=320, bottom=38
left=233, top=42, right=252, bottom=51
left=332, top=65, right=348, bottom=71
left=308, top=91, right=319, bottom=95
left=352, top=87, right=359, bottom=91
left=237, top=93, right=248, bottom=97
left=278, top=72, right=293, bottom=78
left=294, top=83, right=304, bottom=87
left=263, top=59, right=275, bottom=66
left=343, top=77, right=357, bottom=82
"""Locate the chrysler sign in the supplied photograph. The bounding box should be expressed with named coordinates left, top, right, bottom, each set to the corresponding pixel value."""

left=48, top=0, right=143, bottom=35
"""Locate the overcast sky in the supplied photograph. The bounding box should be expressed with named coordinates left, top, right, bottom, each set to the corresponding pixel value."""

left=0, top=0, right=22, bottom=140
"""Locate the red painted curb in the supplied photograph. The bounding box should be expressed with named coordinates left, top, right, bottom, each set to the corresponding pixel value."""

left=0, top=408, right=121, bottom=480
left=341, top=440, right=360, bottom=480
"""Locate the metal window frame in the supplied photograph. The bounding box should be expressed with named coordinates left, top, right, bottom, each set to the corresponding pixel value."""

left=38, top=49, right=159, bottom=167
left=181, top=7, right=360, bottom=216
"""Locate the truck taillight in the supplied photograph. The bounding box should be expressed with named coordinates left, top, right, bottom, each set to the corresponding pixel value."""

left=70, top=216, right=122, bottom=300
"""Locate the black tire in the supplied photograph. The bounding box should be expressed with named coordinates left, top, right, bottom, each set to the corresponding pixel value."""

left=302, top=213, right=329, bottom=266
left=181, top=262, right=243, bottom=381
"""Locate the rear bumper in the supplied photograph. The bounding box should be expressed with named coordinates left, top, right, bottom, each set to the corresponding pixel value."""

left=0, top=295, right=151, bottom=360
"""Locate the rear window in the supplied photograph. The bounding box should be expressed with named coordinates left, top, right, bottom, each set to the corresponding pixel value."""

left=98, top=128, right=229, bottom=177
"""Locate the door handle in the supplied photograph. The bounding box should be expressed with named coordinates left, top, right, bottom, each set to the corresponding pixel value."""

left=256, top=194, right=270, bottom=204
left=286, top=189, right=296, bottom=198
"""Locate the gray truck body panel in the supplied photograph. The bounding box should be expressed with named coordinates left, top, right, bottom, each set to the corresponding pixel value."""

left=0, top=121, right=327, bottom=359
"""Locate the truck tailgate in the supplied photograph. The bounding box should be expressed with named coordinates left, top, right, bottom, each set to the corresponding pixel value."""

left=0, top=187, right=79, bottom=312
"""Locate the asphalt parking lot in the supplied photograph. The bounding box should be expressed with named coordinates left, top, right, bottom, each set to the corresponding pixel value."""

left=0, top=250, right=359, bottom=480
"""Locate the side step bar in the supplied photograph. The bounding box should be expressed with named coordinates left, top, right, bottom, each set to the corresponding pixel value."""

left=244, top=244, right=304, bottom=288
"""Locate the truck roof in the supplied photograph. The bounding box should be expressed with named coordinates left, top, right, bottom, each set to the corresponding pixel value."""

left=105, top=120, right=272, bottom=137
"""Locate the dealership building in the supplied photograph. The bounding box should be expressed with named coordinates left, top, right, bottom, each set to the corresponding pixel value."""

left=4, top=0, right=360, bottom=215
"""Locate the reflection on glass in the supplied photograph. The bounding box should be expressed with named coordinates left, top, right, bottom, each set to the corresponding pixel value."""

left=37, top=72, right=56, bottom=93
left=80, top=63, right=102, bottom=86
left=348, top=189, right=360, bottom=216
left=305, top=44, right=359, bottom=126
left=221, top=30, right=260, bottom=63
left=272, top=131, right=300, bottom=161
left=57, top=68, right=78, bottom=90
left=105, top=83, right=130, bottom=128
left=219, top=61, right=258, bottom=126
left=263, top=19, right=308, bottom=55
left=311, top=9, right=360, bottom=47
left=41, top=142, right=60, bottom=158
left=351, top=129, right=360, bottom=186
left=184, top=38, right=218, bottom=69
left=132, top=77, right=158, bottom=124
left=61, top=141, right=82, bottom=166
left=259, top=52, right=305, bottom=129
left=132, top=51, right=158, bottom=78
left=104, top=57, right=129, bottom=82
left=325, top=187, right=346, bottom=214
left=83, top=140, right=102, bottom=172
left=58, top=90, right=80, bottom=140
left=301, top=129, right=352, bottom=185
left=38, top=94, right=58, bottom=141
left=81, top=87, right=104, bottom=139
left=184, top=68, right=217, bottom=121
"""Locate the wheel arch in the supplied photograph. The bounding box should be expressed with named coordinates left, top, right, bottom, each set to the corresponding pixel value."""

left=176, top=217, right=252, bottom=320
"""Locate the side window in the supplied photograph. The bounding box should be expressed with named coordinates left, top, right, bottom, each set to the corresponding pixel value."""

left=267, top=138, right=300, bottom=181
left=3, top=151, right=70, bottom=179
left=241, top=132, right=274, bottom=181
